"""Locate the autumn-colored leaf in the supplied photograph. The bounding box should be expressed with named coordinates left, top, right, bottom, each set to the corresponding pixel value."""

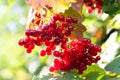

left=26, top=0, right=53, bottom=10
left=62, top=7, right=86, bottom=39
left=71, top=0, right=84, bottom=15
left=26, top=0, right=77, bottom=13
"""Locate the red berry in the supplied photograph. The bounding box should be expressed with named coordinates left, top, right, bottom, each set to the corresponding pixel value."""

left=46, top=46, right=51, bottom=53
left=96, top=56, right=101, bottom=61
left=68, top=25, right=74, bottom=31
left=53, top=51, right=60, bottom=57
left=18, top=39, right=25, bottom=46
left=58, top=15, right=65, bottom=21
left=62, top=22, right=68, bottom=27
left=57, top=26, right=63, bottom=32
left=72, top=18, right=78, bottom=23
left=97, top=8, right=102, bottom=14
left=26, top=48, right=32, bottom=53
left=40, top=50, right=46, bottom=56
left=87, top=8, right=92, bottom=14
left=65, top=30, right=71, bottom=36
left=49, top=66, right=55, bottom=72
left=52, top=14, right=59, bottom=22
left=54, top=38, right=61, bottom=45
left=66, top=17, right=72, bottom=23
left=25, top=30, right=30, bottom=36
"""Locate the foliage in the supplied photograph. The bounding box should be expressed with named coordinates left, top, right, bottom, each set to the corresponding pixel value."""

left=0, top=0, right=120, bottom=80
left=105, top=57, right=120, bottom=74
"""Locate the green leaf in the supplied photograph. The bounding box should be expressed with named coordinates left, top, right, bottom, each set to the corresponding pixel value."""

left=107, top=15, right=120, bottom=29
left=81, top=65, right=106, bottom=80
left=32, top=75, right=53, bottom=80
left=83, top=72, right=103, bottom=80
left=62, top=7, right=82, bottom=18
left=101, top=75, right=120, bottom=80
left=55, top=71, right=81, bottom=80
left=32, top=71, right=81, bottom=80
left=32, top=76, right=41, bottom=80
left=102, top=0, right=120, bottom=16
left=105, top=57, right=120, bottom=74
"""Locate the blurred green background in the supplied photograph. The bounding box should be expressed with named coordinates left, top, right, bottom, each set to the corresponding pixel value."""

left=0, top=0, right=120, bottom=80
left=0, top=0, right=33, bottom=80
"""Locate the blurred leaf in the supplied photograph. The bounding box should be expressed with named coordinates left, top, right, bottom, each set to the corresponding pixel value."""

left=107, top=15, right=120, bottom=29
left=101, top=75, right=120, bottom=80
left=102, top=0, right=120, bottom=16
left=105, top=57, right=120, bottom=74
left=62, top=7, right=82, bottom=18
left=55, top=71, right=80, bottom=80
left=71, top=0, right=83, bottom=15
left=32, top=71, right=80, bottom=80
left=116, top=32, right=120, bottom=42
left=115, top=47, right=120, bottom=57
left=32, top=76, right=52, bottom=80
left=81, top=65, right=106, bottom=80
left=82, top=72, right=101, bottom=80
left=32, top=76, right=40, bottom=80
left=26, top=0, right=77, bottom=13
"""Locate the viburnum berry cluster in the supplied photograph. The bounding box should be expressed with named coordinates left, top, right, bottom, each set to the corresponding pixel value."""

left=83, top=0, right=103, bottom=14
left=18, top=13, right=79, bottom=53
left=49, top=38, right=101, bottom=74
left=18, top=12, right=101, bottom=74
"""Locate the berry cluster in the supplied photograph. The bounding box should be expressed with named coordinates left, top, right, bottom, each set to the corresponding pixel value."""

left=83, top=0, right=103, bottom=14
left=18, top=13, right=101, bottom=74
left=19, top=13, right=78, bottom=53
left=49, top=38, right=101, bottom=74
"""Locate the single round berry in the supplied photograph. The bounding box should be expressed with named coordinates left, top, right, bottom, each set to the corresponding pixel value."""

left=54, top=38, right=61, bottom=45
left=87, top=8, right=92, bottom=14
left=72, top=18, right=78, bottom=23
left=25, top=30, right=30, bottom=36
left=18, top=39, right=25, bottom=46
left=68, top=25, right=74, bottom=31
left=66, top=17, right=72, bottom=23
left=26, top=48, right=32, bottom=53
left=46, top=46, right=52, bottom=53
left=58, top=15, right=65, bottom=21
left=40, top=50, right=46, bottom=56
left=96, top=56, right=101, bottom=61
left=65, top=30, right=71, bottom=36
left=62, top=22, right=68, bottom=27
left=53, top=51, right=60, bottom=57
left=49, top=66, right=55, bottom=72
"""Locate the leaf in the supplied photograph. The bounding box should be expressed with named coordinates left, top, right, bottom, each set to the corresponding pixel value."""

left=32, top=76, right=40, bottom=80
left=61, top=7, right=86, bottom=39
left=101, top=75, right=120, bottom=80
left=32, top=71, right=80, bottom=80
left=102, top=0, right=120, bottom=16
left=107, top=14, right=120, bottom=29
left=81, top=65, right=106, bottom=80
left=26, top=0, right=77, bottom=13
left=32, top=75, right=54, bottom=80
left=71, top=0, right=84, bottom=15
left=105, top=57, right=120, bottom=74
left=55, top=71, right=81, bottom=80
left=82, top=72, right=102, bottom=80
